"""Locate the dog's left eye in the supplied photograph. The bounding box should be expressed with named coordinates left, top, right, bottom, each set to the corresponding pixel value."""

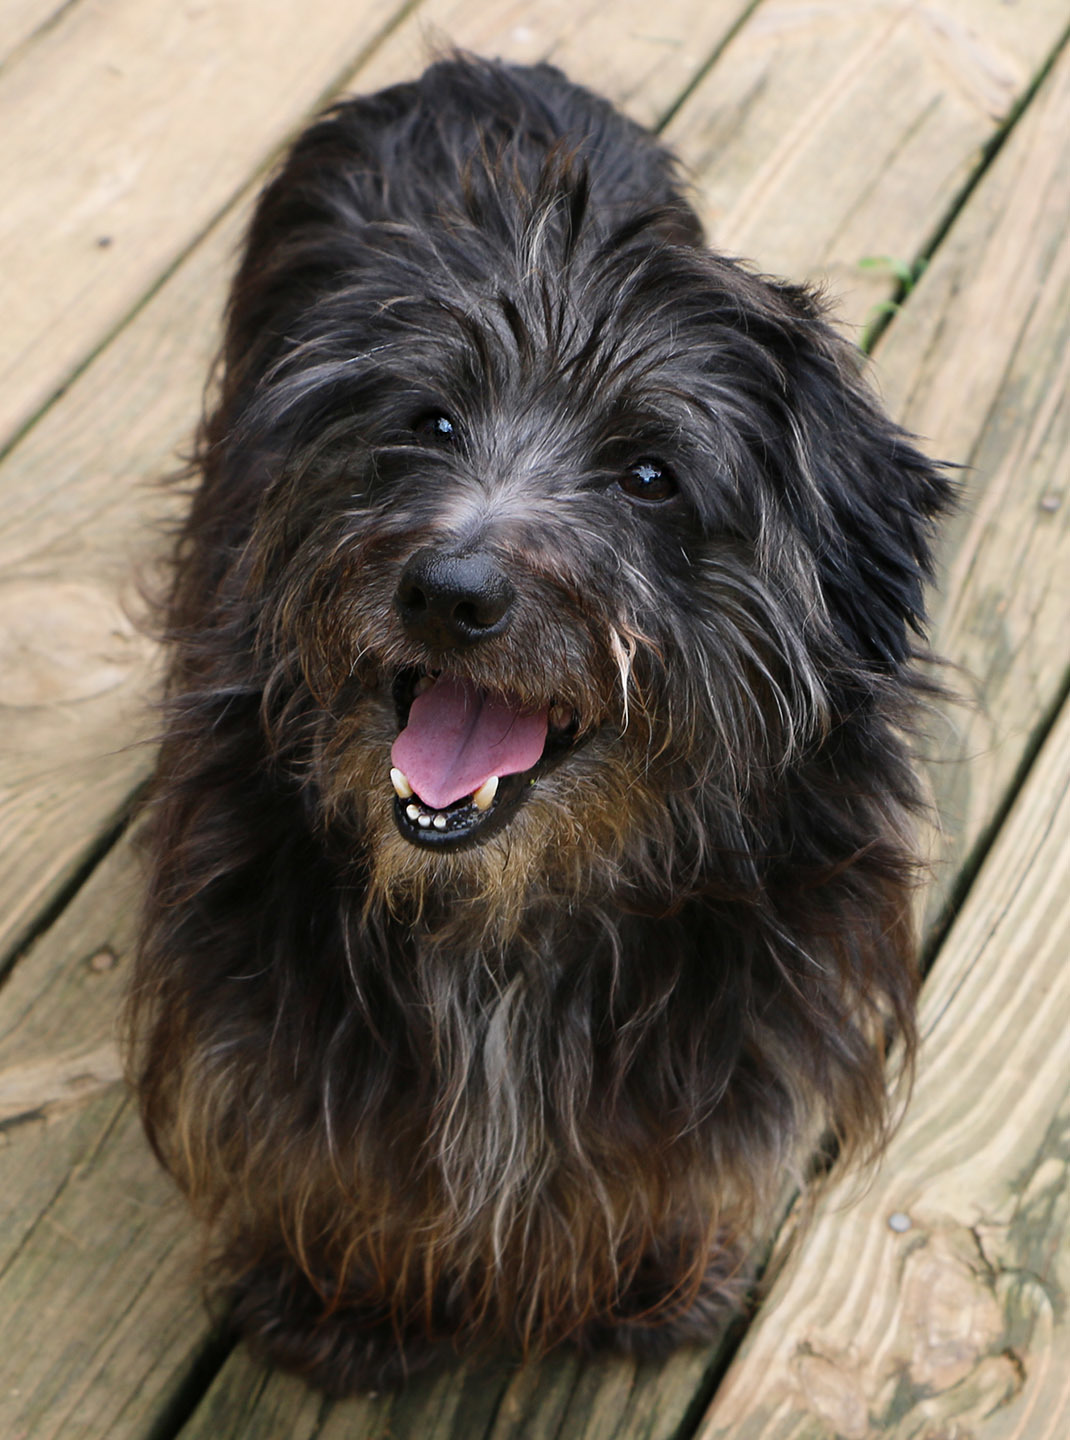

left=413, top=413, right=457, bottom=443
left=618, top=460, right=677, bottom=503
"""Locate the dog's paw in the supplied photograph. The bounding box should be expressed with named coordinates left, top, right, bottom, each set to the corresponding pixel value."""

left=228, top=1262, right=448, bottom=1395
left=578, top=1246, right=750, bottom=1358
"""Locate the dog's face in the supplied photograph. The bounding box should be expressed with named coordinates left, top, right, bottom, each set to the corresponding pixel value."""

left=213, top=163, right=940, bottom=926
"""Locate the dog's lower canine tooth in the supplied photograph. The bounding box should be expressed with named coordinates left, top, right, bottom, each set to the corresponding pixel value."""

left=413, top=674, right=434, bottom=697
left=549, top=703, right=571, bottom=730
left=390, top=767, right=414, bottom=799
left=472, top=776, right=499, bottom=811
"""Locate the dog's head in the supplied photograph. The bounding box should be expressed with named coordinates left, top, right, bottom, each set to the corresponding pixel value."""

left=184, top=116, right=949, bottom=931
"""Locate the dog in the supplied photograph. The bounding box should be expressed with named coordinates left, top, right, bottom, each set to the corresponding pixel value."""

left=126, top=54, right=951, bottom=1393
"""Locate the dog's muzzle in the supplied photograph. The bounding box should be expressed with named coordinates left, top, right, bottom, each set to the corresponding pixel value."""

left=386, top=545, right=579, bottom=849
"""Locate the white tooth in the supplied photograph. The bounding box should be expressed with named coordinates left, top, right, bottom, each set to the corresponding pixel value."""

left=433, top=815, right=447, bottom=830
left=549, top=703, right=572, bottom=731
left=414, top=674, right=434, bottom=697
left=472, top=776, right=499, bottom=811
left=417, top=813, right=431, bottom=827
left=391, top=767, right=413, bottom=799
left=406, top=804, right=420, bottom=821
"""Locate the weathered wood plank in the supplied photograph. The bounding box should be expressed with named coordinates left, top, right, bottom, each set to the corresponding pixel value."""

left=0, top=0, right=748, bottom=458
left=351, top=0, right=753, bottom=128
left=0, top=0, right=413, bottom=454
left=481, top=1345, right=724, bottom=1440
left=180, top=1351, right=519, bottom=1440
left=181, top=1339, right=729, bottom=1439
left=178, top=1350, right=330, bottom=1440
left=870, top=33, right=1070, bottom=936
left=0, top=836, right=210, bottom=1440
left=0, top=201, right=242, bottom=968
left=0, top=837, right=134, bottom=1123
left=0, top=0, right=70, bottom=70
left=666, top=0, right=1070, bottom=330
left=694, top=689, right=1070, bottom=1439
left=0, top=1093, right=209, bottom=1440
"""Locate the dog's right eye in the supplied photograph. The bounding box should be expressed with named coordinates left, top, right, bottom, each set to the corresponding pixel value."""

left=413, top=413, right=457, bottom=443
left=618, top=459, right=677, bottom=504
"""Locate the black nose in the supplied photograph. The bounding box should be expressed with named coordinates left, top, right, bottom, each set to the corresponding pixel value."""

left=395, top=547, right=515, bottom=648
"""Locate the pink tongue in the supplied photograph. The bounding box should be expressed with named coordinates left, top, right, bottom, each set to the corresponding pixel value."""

left=391, top=676, right=549, bottom=811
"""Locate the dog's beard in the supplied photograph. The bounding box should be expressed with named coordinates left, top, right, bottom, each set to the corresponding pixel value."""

left=264, top=521, right=832, bottom=951
left=321, top=701, right=674, bottom=949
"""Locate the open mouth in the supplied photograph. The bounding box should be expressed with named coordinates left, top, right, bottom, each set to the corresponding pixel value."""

left=388, top=669, right=578, bottom=850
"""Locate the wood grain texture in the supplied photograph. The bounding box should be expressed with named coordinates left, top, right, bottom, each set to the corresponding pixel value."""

left=0, top=0, right=70, bottom=70
left=179, top=1350, right=330, bottom=1440
left=870, top=35, right=1070, bottom=936
left=0, top=1093, right=207, bottom=1440
left=685, top=38, right=1070, bottom=1435
left=0, top=833, right=208, bottom=1440
left=184, top=1334, right=722, bottom=1440
left=0, top=0, right=411, bottom=453
left=180, top=1351, right=519, bottom=1440
left=351, top=0, right=753, bottom=128
left=0, top=837, right=135, bottom=1123
left=665, top=0, right=1070, bottom=330
left=694, top=693, right=1070, bottom=1439
left=184, top=1339, right=728, bottom=1439
left=0, top=200, right=246, bottom=968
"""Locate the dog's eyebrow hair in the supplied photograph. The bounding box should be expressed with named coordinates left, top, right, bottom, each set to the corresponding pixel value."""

left=495, top=291, right=534, bottom=359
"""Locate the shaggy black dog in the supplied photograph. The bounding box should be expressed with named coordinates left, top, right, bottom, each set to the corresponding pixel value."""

left=127, top=55, right=951, bottom=1392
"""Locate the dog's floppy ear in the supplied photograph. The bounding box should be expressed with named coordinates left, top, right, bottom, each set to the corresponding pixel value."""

left=773, top=287, right=954, bottom=672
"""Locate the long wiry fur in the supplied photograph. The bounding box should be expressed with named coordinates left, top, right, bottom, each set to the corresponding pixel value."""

left=126, top=54, right=952, bottom=1393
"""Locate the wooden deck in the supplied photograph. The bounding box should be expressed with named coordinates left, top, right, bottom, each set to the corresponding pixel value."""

left=1, top=1, right=1068, bottom=1435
